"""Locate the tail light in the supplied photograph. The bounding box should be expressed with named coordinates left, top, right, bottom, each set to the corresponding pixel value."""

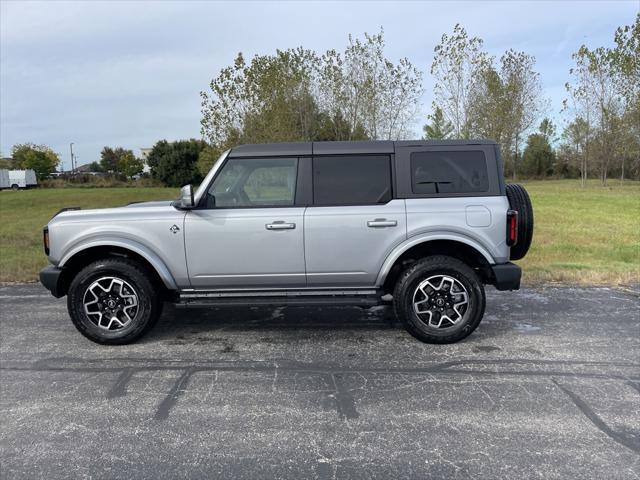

left=506, top=210, right=518, bottom=246
left=43, top=227, right=50, bottom=255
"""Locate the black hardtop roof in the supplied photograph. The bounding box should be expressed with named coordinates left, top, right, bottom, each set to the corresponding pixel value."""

left=228, top=139, right=497, bottom=158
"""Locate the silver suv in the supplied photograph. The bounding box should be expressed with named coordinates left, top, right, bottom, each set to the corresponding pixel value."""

left=40, top=140, right=533, bottom=345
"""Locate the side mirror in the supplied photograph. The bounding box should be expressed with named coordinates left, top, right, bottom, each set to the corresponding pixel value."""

left=176, top=184, right=194, bottom=209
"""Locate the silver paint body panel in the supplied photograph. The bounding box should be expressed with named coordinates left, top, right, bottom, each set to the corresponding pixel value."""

left=304, top=200, right=407, bottom=286
left=184, top=208, right=306, bottom=288
left=47, top=205, right=188, bottom=289
left=45, top=197, right=509, bottom=291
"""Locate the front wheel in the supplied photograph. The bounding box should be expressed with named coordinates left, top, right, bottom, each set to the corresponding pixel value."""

left=393, top=256, right=485, bottom=344
left=67, top=258, right=163, bottom=344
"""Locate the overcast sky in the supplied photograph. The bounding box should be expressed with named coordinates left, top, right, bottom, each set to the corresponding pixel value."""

left=1, top=0, right=637, bottom=170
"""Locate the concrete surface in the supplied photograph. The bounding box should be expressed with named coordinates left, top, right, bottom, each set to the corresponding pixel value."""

left=0, top=283, right=639, bottom=479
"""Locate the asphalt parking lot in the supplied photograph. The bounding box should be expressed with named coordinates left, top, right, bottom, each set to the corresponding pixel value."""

left=0, top=283, right=639, bottom=479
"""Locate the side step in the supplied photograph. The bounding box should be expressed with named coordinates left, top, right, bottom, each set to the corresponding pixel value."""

left=176, top=288, right=385, bottom=308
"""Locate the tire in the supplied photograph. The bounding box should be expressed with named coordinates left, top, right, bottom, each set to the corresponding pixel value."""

left=11, top=184, right=19, bottom=191
left=505, top=183, right=534, bottom=260
left=393, top=256, right=486, bottom=344
left=67, top=258, right=163, bottom=345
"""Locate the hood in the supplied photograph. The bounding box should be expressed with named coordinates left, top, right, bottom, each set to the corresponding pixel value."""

left=48, top=200, right=178, bottom=225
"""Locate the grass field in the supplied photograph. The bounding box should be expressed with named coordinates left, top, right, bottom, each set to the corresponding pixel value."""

left=518, top=180, right=639, bottom=284
left=0, top=180, right=638, bottom=285
left=0, top=188, right=176, bottom=283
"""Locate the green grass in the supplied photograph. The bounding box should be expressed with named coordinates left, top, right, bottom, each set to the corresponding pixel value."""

left=0, top=188, right=176, bottom=282
left=516, top=179, right=640, bottom=285
left=0, top=181, right=638, bottom=285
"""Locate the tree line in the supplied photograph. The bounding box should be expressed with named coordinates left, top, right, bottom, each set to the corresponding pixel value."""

left=199, top=17, right=639, bottom=184
left=4, top=16, right=637, bottom=186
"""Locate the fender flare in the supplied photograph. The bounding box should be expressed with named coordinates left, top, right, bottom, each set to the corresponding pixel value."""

left=375, top=233, right=495, bottom=285
left=59, top=237, right=179, bottom=291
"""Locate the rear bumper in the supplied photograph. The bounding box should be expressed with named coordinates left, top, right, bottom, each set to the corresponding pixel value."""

left=490, top=262, right=521, bottom=291
left=40, top=266, right=64, bottom=298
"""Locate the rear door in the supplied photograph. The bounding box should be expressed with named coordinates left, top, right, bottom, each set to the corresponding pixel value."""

left=304, top=154, right=407, bottom=286
left=185, top=156, right=306, bottom=288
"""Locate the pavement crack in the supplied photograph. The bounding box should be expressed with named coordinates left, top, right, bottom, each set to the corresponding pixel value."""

left=552, top=378, right=640, bottom=455
left=626, top=381, right=640, bottom=396
left=107, top=367, right=136, bottom=399
left=154, top=367, right=196, bottom=421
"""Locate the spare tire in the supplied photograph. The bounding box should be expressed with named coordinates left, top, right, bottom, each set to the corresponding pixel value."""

left=505, top=184, right=534, bottom=260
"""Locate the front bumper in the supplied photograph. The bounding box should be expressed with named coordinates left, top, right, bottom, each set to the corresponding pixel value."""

left=491, top=262, right=521, bottom=291
left=40, top=265, right=64, bottom=298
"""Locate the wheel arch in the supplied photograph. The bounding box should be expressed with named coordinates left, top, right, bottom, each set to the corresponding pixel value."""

left=58, top=241, right=178, bottom=297
left=378, top=235, right=494, bottom=293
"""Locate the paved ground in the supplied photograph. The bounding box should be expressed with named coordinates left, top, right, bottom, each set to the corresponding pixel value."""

left=0, top=283, right=639, bottom=479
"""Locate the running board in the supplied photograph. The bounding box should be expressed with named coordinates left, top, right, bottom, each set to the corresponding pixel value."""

left=176, top=288, right=384, bottom=308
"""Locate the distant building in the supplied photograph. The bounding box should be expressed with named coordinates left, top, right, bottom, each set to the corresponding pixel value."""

left=140, top=148, right=152, bottom=173
left=75, top=163, right=94, bottom=173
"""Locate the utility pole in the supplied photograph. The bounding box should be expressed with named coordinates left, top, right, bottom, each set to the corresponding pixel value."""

left=69, top=142, right=74, bottom=175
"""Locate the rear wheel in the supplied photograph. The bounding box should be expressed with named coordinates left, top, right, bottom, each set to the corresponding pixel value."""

left=393, top=256, right=485, bottom=344
left=67, top=258, right=163, bottom=344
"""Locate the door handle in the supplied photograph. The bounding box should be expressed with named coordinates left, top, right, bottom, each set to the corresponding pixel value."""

left=265, top=221, right=296, bottom=230
left=367, top=219, right=398, bottom=228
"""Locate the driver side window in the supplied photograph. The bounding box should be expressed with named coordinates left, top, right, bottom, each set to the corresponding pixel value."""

left=207, top=157, right=298, bottom=208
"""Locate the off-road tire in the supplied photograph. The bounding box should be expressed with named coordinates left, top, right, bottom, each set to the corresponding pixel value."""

left=393, top=256, right=486, bottom=344
left=505, top=183, right=534, bottom=260
left=67, top=258, right=163, bottom=345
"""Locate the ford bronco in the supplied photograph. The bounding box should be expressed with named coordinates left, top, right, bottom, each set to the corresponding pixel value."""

left=40, top=140, right=533, bottom=345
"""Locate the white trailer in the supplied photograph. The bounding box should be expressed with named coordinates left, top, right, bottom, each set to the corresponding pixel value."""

left=7, top=170, right=38, bottom=189
left=0, top=169, right=9, bottom=189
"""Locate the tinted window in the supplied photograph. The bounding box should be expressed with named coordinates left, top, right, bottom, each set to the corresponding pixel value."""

left=411, top=151, right=489, bottom=194
left=313, top=155, right=391, bottom=205
left=207, top=157, right=297, bottom=207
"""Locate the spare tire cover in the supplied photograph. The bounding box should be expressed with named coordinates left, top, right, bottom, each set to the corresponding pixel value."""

left=505, top=183, right=534, bottom=261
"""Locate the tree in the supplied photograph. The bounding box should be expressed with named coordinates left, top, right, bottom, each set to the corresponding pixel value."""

left=431, top=27, right=544, bottom=179
left=119, top=152, right=144, bottom=179
left=197, top=145, right=224, bottom=177
left=100, top=147, right=134, bottom=174
left=500, top=50, right=545, bottom=180
left=423, top=107, right=453, bottom=139
left=88, top=161, right=102, bottom=172
left=610, top=15, right=640, bottom=180
left=431, top=24, right=487, bottom=138
left=560, top=117, right=592, bottom=183
left=563, top=17, right=638, bottom=186
left=319, top=29, right=423, bottom=140
left=467, top=63, right=509, bottom=144
left=0, top=157, right=14, bottom=169
left=10, top=143, right=60, bottom=180
left=201, top=48, right=322, bottom=147
left=522, top=128, right=555, bottom=178
left=147, top=139, right=205, bottom=187
left=200, top=29, right=422, bottom=149
left=538, top=118, right=556, bottom=142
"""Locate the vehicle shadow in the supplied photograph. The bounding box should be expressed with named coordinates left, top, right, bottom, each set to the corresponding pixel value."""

left=143, top=303, right=402, bottom=343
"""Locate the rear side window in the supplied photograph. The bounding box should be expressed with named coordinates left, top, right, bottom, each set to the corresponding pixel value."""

left=313, top=155, right=392, bottom=205
left=411, top=151, right=489, bottom=194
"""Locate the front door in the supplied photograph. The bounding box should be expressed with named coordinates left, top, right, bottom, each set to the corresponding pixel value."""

left=185, top=156, right=306, bottom=289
